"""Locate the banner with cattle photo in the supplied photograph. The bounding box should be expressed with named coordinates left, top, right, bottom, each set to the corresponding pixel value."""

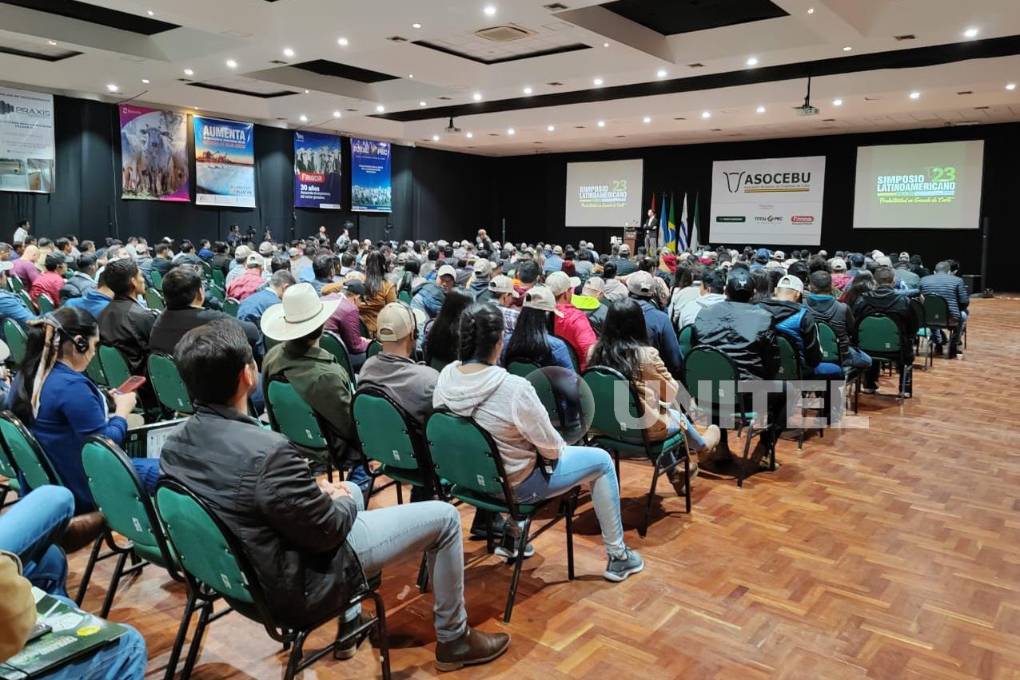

left=193, top=116, right=255, bottom=208
left=119, top=104, right=190, bottom=202
left=0, top=87, right=55, bottom=193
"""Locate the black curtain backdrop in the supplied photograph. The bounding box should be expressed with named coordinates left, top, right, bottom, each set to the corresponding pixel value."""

left=2, top=94, right=1018, bottom=288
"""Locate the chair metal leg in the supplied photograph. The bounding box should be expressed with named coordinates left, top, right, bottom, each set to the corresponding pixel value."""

left=485, top=513, right=496, bottom=555
left=370, top=591, right=392, bottom=680
left=737, top=427, right=755, bottom=488
left=683, top=454, right=692, bottom=514
left=99, top=550, right=129, bottom=618
left=416, top=552, right=429, bottom=593
left=612, top=450, right=620, bottom=489
left=74, top=534, right=105, bottom=605
left=164, top=591, right=198, bottom=680
left=641, top=460, right=661, bottom=538
left=179, top=600, right=213, bottom=680
left=283, top=630, right=308, bottom=680
left=395, top=482, right=403, bottom=505
left=502, top=516, right=533, bottom=623
left=564, top=496, right=575, bottom=580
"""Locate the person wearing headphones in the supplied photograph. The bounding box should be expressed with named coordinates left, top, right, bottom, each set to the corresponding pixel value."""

left=5, top=307, right=160, bottom=549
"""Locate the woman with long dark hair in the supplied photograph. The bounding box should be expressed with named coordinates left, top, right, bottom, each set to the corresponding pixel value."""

left=749, top=269, right=773, bottom=304
left=357, top=250, right=396, bottom=335
left=423, top=288, right=473, bottom=369
left=433, top=302, right=644, bottom=582
left=503, top=286, right=574, bottom=369
left=840, top=270, right=876, bottom=306
left=588, top=299, right=719, bottom=460
left=7, top=307, right=160, bottom=541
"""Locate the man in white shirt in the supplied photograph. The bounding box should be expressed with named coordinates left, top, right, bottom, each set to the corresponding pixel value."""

left=12, top=220, right=29, bottom=245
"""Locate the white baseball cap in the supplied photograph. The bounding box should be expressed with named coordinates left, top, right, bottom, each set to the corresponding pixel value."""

left=776, top=274, right=804, bottom=294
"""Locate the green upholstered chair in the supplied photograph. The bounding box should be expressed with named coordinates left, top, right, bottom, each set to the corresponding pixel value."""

left=147, top=353, right=194, bottom=415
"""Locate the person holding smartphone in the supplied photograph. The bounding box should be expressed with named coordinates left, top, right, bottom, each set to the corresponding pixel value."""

left=6, top=307, right=159, bottom=550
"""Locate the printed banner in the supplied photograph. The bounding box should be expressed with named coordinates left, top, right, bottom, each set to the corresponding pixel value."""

left=350, top=137, right=391, bottom=213
left=709, top=156, right=826, bottom=245
left=0, top=87, right=55, bottom=193
left=119, top=104, right=189, bottom=201
left=294, top=131, right=341, bottom=209
left=193, top=116, right=255, bottom=207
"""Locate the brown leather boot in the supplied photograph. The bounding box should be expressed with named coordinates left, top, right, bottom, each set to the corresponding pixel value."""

left=435, top=627, right=510, bottom=672
left=59, top=511, right=105, bottom=554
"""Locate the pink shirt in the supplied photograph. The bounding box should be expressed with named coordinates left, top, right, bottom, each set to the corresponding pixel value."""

left=30, top=271, right=64, bottom=307
left=226, top=269, right=265, bottom=301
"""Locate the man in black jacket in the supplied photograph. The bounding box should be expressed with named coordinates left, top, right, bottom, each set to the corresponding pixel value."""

left=97, top=258, right=156, bottom=376
left=852, top=266, right=918, bottom=392
left=160, top=320, right=509, bottom=672
left=806, top=270, right=871, bottom=370
left=757, top=274, right=842, bottom=378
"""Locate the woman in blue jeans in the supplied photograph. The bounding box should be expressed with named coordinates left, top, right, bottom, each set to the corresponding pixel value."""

left=0, top=485, right=146, bottom=679
left=6, top=308, right=160, bottom=547
left=433, top=302, right=644, bottom=582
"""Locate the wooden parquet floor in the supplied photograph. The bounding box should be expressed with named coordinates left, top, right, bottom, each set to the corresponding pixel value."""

left=62, top=297, right=1020, bottom=679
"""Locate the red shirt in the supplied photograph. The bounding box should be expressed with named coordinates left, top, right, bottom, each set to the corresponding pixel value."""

left=226, top=270, right=265, bottom=301
left=30, top=271, right=65, bottom=307
left=554, top=302, right=597, bottom=372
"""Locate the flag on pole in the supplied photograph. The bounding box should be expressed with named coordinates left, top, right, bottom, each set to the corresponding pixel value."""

left=675, top=192, right=688, bottom=252
left=690, top=192, right=700, bottom=252
left=659, top=192, right=671, bottom=247
left=667, top=192, right=678, bottom=251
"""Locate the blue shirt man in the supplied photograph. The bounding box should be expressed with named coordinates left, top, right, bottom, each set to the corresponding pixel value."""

left=64, top=288, right=113, bottom=320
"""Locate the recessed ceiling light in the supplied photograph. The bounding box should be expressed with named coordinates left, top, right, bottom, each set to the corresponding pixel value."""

left=755, top=105, right=766, bottom=113
left=472, top=92, right=483, bottom=101
left=642, top=116, right=651, bottom=124
left=909, top=91, right=921, bottom=100
left=337, top=37, right=349, bottom=46
left=193, top=106, right=199, bottom=110
left=304, top=89, right=310, bottom=94
left=483, top=5, right=497, bottom=17
left=226, top=59, right=238, bottom=69
left=602, top=42, right=610, bottom=48
left=701, top=111, right=711, bottom=119
left=283, top=47, right=295, bottom=58
left=375, top=104, right=385, bottom=112
left=746, top=56, right=759, bottom=67
left=299, top=114, right=308, bottom=123
left=806, top=7, right=815, bottom=14
left=597, top=120, right=606, bottom=127
left=408, top=73, right=414, bottom=79
left=963, top=27, right=979, bottom=39
left=47, top=40, right=57, bottom=46
left=332, top=110, right=342, bottom=118
left=419, top=100, right=427, bottom=107
left=593, top=77, right=603, bottom=86
left=466, top=131, right=474, bottom=138
left=546, top=124, right=555, bottom=132
left=106, top=83, right=119, bottom=92
left=432, top=134, right=440, bottom=141
left=522, top=86, right=533, bottom=95
left=832, top=98, right=843, bottom=106
left=656, top=68, right=667, bottom=78
left=183, top=68, right=194, bottom=76
left=842, top=45, right=852, bottom=52
left=146, top=9, right=154, bottom=16
left=141, top=78, right=150, bottom=84
left=412, top=22, right=423, bottom=29
left=1007, top=83, right=1017, bottom=91
left=507, top=127, right=515, bottom=135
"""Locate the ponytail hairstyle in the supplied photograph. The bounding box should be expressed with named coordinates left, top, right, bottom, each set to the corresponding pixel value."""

left=456, top=302, right=504, bottom=363
left=11, top=306, right=98, bottom=424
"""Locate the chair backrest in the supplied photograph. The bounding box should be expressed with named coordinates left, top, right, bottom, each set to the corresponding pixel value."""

left=99, top=345, right=132, bottom=388
left=426, top=411, right=508, bottom=500
left=775, top=334, right=801, bottom=380
left=264, top=377, right=328, bottom=451
left=17, top=290, right=35, bottom=313
left=222, top=298, right=240, bottom=317
left=397, top=289, right=412, bottom=304
left=678, top=325, right=694, bottom=358
left=84, top=353, right=109, bottom=387
left=82, top=436, right=176, bottom=570
left=144, top=288, right=165, bottom=311
left=817, top=322, right=840, bottom=364
left=0, top=432, right=19, bottom=482
left=149, top=269, right=163, bottom=291
left=909, top=298, right=926, bottom=330
left=366, top=340, right=382, bottom=358
left=922, top=294, right=950, bottom=327
left=507, top=361, right=563, bottom=425
left=683, top=346, right=740, bottom=407
left=206, top=283, right=225, bottom=303
left=353, top=390, right=420, bottom=471
left=581, top=366, right=643, bottom=443
left=36, top=294, right=55, bottom=315
left=0, top=411, right=59, bottom=490
left=8, top=275, right=23, bottom=293
left=319, top=331, right=355, bottom=386
left=155, top=480, right=255, bottom=605
left=147, top=353, right=194, bottom=414
left=857, top=315, right=902, bottom=354
left=212, top=268, right=226, bottom=288
left=3, top=320, right=27, bottom=367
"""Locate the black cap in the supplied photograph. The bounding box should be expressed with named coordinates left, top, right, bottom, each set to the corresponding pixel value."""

left=343, top=279, right=365, bottom=296
left=725, top=269, right=754, bottom=302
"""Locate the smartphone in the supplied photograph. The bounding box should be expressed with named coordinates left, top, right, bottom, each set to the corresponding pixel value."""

left=114, top=376, right=147, bottom=394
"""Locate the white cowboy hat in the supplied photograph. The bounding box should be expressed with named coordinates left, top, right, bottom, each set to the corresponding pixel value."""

left=260, top=282, right=339, bottom=342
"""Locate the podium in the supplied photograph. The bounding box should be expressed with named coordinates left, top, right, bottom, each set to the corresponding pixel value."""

left=623, top=227, right=637, bottom=254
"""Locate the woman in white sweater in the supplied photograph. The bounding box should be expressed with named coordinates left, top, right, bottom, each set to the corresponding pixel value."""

left=433, top=302, right=643, bottom=582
